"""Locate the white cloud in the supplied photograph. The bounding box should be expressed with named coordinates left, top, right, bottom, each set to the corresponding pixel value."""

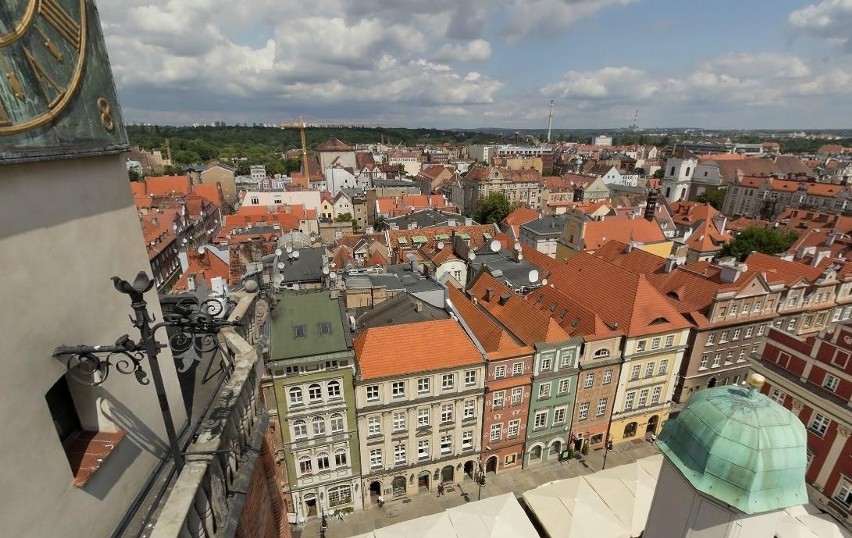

left=504, top=0, right=637, bottom=42
left=789, top=0, right=852, bottom=50
left=433, top=40, right=493, bottom=62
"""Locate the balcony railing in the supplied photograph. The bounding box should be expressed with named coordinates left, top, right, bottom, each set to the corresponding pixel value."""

left=149, top=291, right=269, bottom=538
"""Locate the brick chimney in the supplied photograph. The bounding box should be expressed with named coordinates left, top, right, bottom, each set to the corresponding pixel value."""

left=644, top=189, right=659, bottom=221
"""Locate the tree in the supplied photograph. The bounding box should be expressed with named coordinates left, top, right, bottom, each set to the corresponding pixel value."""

left=373, top=215, right=389, bottom=231
left=720, top=227, right=798, bottom=261
left=336, top=213, right=353, bottom=222
left=473, top=192, right=512, bottom=224
left=128, top=169, right=141, bottom=182
left=652, top=168, right=664, bottom=179
left=697, top=188, right=727, bottom=210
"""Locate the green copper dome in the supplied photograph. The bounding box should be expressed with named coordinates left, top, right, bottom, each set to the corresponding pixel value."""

left=657, top=378, right=808, bottom=515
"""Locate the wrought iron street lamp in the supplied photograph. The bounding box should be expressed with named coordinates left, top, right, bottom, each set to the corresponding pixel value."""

left=52, top=272, right=241, bottom=472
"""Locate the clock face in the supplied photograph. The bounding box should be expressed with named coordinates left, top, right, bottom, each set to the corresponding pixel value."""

left=0, top=0, right=87, bottom=134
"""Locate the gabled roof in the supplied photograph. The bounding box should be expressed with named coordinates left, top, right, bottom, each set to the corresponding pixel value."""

left=467, top=271, right=570, bottom=345
left=525, top=284, right=621, bottom=339
left=315, top=137, right=352, bottom=152
left=448, top=286, right=532, bottom=360
left=582, top=217, right=666, bottom=251
left=744, top=252, right=826, bottom=286
left=354, top=319, right=482, bottom=379
left=145, top=176, right=192, bottom=196
left=544, top=252, right=690, bottom=337
left=172, top=248, right=230, bottom=292
left=593, top=240, right=668, bottom=274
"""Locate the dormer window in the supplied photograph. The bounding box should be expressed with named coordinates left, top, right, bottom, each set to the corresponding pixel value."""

left=593, top=349, right=610, bottom=358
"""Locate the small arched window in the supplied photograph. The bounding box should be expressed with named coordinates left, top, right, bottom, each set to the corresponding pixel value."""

left=593, top=348, right=610, bottom=358
left=308, top=383, right=322, bottom=401
left=330, top=413, right=344, bottom=433
left=327, top=380, right=341, bottom=398
left=685, top=167, right=691, bottom=176
left=670, top=166, right=675, bottom=176
left=289, top=387, right=303, bottom=405
left=334, top=449, right=348, bottom=466
left=312, top=416, right=326, bottom=435
left=293, top=419, right=307, bottom=439
left=298, top=455, right=312, bottom=474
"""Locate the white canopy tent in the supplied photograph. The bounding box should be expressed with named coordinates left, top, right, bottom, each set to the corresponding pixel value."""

left=776, top=505, right=852, bottom=538
left=349, top=493, right=538, bottom=538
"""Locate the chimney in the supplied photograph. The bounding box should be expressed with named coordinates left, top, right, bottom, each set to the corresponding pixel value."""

left=719, top=260, right=747, bottom=283
left=484, top=288, right=495, bottom=302
left=664, top=255, right=678, bottom=273
left=625, top=241, right=636, bottom=253
left=644, top=189, right=659, bottom=221
left=415, top=301, right=423, bottom=313
left=408, top=254, right=419, bottom=274
left=812, top=250, right=830, bottom=267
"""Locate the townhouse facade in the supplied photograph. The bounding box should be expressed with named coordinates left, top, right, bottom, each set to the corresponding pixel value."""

left=454, top=166, right=543, bottom=215
left=723, top=176, right=852, bottom=219
left=751, top=324, right=852, bottom=526
left=447, top=285, right=534, bottom=474
left=270, top=291, right=362, bottom=521
left=353, top=319, right=485, bottom=504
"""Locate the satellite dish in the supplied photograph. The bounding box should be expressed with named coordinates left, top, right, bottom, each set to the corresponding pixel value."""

left=322, top=265, right=330, bottom=275
left=197, top=246, right=205, bottom=254
left=514, top=241, right=521, bottom=251
left=286, top=245, right=293, bottom=253
left=275, top=248, right=283, bottom=256
left=273, top=274, right=284, bottom=286
left=490, top=240, right=501, bottom=253
left=277, top=262, right=285, bottom=270
left=468, top=251, right=476, bottom=261
left=541, top=278, right=548, bottom=286
left=437, top=241, right=445, bottom=250
left=329, top=271, right=337, bottom=280
left=529, top=269, right=539, bottom=283
left=293, top=251, right=300, bottom=259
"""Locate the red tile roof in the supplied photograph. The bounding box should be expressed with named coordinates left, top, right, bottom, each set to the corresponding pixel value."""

left=744, top=252, right=824, bottom=285
left=447, top=286, right=532, bottom=360
left=582, top=217, right=666, bottom=251
left=354, top=319, right=483, bottom=379
left=315, top=137, right=352, bottom=152
left=145, top=176, right=192, bottom=196
left=172, top=249, right=230, bottom=292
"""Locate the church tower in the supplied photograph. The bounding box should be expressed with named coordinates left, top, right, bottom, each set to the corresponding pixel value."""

left=661, top=147, right=698, bottom=203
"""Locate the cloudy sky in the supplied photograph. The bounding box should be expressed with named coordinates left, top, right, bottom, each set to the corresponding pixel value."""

left=99, top=0, right=852, bottom=129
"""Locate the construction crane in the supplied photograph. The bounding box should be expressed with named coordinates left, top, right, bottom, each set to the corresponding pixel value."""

left=280, top=116, right=310, bottom=178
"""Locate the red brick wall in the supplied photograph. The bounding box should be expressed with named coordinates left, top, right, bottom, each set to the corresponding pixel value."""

left=236, top=429, right=291, bottom=538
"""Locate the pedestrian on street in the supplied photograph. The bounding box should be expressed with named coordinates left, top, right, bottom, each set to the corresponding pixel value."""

left=650, top=432, right=657, bottom=444
left=438, top=483, right=444, bottom=496
left=377, top=494, right=384, bottom=508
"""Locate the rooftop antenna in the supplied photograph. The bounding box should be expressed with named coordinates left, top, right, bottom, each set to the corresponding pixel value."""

left=546, top=100, right=554, bottom=143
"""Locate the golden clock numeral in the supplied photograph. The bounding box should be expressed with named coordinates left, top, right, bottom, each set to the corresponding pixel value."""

left=39, top=0, right=81, bottom=48
left=23, top=46, right=65, bottom=106
left=0, top=102, right=11, bottom=127
left=0, top=55, right=25, bottom=100
left=97, top=97, right=115, bottom=133
left=35, top=26, right=64, bottom=63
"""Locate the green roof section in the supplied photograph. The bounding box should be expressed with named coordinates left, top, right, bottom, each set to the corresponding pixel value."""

left=412, top=235, right=428, bottom=243
left=397, top=237, right=408, bottom=245
left=270, top=290, right=350, bottom=360
left=657, top=381, right=808, bottom=515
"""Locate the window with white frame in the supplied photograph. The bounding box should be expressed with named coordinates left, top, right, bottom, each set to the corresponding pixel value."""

left=368, top=416, right=381, bottom=436
left=585, top=372, right=595, bottom=388
left=293, top=419, right=307, bottom=439
left=700, top=354, right=709, bottom=369
left=560, top=351, right=574, bottom=367
left=757, top=324, right=766, bottom=336
left=335, top=449, right=347, bottom=466
left=706, top=333, right=715, bottom=345
left=645, top=362, right=655, bottom=378
left=824, top=374, right=840, bottom=392
left=558, top=378, right=570, bottom=394
left=753, top=301, right=762, bottom=312
left=770, top=388, right=786, bottom=404
left=719, top=331, right=729, bottom=343
left=637, top=340, right=647, bottom=352
left=327, top=381, right=341, bottom=399
left=602, top=369, right=613, bottom=384
left=465, top=370, right=477, bottom=385
left=540, top=356, right=552, bottom=371
left=308, top=383, right=322, bottom=402
left=554, top=407, right=567, bottom=425
left=631, top=364, right=641, bottom=381
left=508, top=419, right=520, bottom=438
left=441, top=404, right=453, bottom=423
left=511, top=387, right=523, bottom=405
left=665, top=335, right=674, bottom=347
left=441, top=435, right=452, bottom=454
left=733, top=328, right=741, bottom=340
left=330, top=413, right=344, bottom=433
left=289, top=387, right=303, bottom=405
left=745, top=327, right=753, bottom=338
left=788, top=317, right=797, bottom=331
left=312, top=416, right=326, bottom=435
left=741, top=303, right=749, bottom=314
left=299, top=455, right=312, bottom=474
left=596, top=398, right=607, bottom=416
left=809, top=413, right=831, bottom=436
left=392, top=411, right=406, bottom=431
left=726, top=350, right=734, bottom=364
left=317, top=452, right=330, bottom=471
left=625, top=391, right=635, bottom=410
left=738, top=347, right=747, bottom=361
left=718, top=307, right=727, bottom=318
left=651, top=337, right=661, bottom=350
left=418, top=377, right=430, bottom=393
left=463, top=400, right=475, bottom=419
left=490, top=423, right=503, bottom=441
left=366, top=385, right=379, bottom=401
left=370, top=448, right=382, bottom=468
left=417, top=408, right=430, bottom=427
left=638, top=389, right=648, bottom=408
left=712, top=353, right=721, bottom=367
left=513, top=362, right=523, bottom=375
left=651, top=386, right=662, bottom=404
left=394, top=443, right=406, bottom=464
left=442, top=373, right=455, bottom=390
left=418, top=440, right=429, bottom=459
left=594, top=348, right=610, bottom=358
left=534, top=410, right=548, bottom=430
left=462, top=430, right=473, bottom=449
left=833, top=477, right=852, bottom=508
left=539, top=383, right=552, bottom=399
left=493, top=390, right=505, bottom=408
left=328, top=484, right=352, bottom=506
left=658, top=360, right=668, bottom=375
left=392, top=381, right=405, bottom=397
left=495, top=365, right=506, bottom=379
left=578, top=402, right=590, bottom=420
